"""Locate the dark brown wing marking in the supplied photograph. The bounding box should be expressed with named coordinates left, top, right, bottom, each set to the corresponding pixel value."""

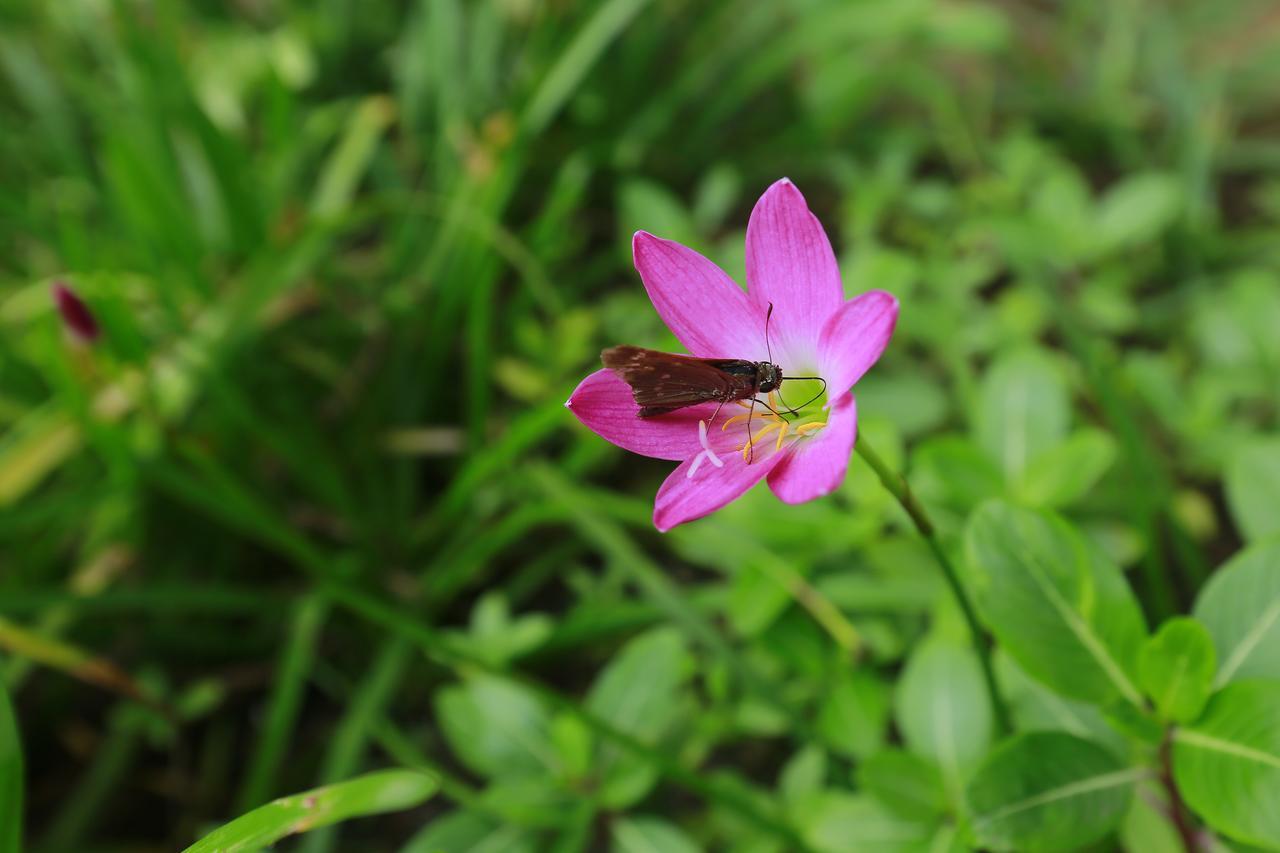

left=602, top=346, right=754, bottom=417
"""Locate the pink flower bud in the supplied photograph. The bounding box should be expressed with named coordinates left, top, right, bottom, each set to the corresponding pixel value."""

left=52, top=281, right=100, bottom=343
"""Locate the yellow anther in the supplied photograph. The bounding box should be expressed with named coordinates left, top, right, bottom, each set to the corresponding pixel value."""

left=775, top=420, right=790, bottom=450
left=795, top=421, right=827, bottom=436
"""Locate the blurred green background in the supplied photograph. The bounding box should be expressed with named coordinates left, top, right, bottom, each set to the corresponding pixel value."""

left=3, top=0, right=1280, bottom=849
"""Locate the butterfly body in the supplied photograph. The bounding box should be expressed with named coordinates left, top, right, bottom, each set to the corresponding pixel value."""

left=602, top=345, right=782, bottom=417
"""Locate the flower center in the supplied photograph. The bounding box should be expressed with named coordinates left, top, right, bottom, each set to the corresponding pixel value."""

left=721, top=380, right=829, bottom=462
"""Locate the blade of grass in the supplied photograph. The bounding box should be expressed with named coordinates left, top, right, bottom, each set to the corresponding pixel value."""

left=301, top=639, right=414, bottom=853
left=37, top=703, right=143, bottom=853
left=0, top=680, right=22, bottom=853
left=521, top=0, right=654, bottom=136
left=0, top=616, right=151, bottom=706
left=0, top=585, right=285, bottom=616
left=185, top=769, right=438, bottom=853
left=234, top=594, right=331, bottom=813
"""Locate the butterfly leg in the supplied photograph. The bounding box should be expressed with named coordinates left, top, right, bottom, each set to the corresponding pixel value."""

left=706, top=397, right=728, bottom=431
left=744, top=396, right=757, bottom=464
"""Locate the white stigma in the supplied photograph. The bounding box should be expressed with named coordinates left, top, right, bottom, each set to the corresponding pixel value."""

left=698, top=419, right=723, bottom=467
left=686, top=419, right=724, bottom=479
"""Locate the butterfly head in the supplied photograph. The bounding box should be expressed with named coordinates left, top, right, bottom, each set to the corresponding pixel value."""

left=756, top=362, right=783, bottom=393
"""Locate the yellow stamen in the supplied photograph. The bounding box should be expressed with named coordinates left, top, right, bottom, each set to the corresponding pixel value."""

left=755, top=420, right=786, bottom=439
left=721, top=412, right=776, bottom=430
left=775, top=420, right=790, bottom=450
left=741, top=420, right=786, bottom=463
left=795, top=421, right=827, bottom=435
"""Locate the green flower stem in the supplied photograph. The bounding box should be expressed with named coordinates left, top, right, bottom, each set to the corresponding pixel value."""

left=855, top=437, right=1011, bottom=734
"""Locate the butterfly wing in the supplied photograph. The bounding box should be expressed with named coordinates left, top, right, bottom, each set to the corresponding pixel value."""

left=602, top=346, right=755, bottom=416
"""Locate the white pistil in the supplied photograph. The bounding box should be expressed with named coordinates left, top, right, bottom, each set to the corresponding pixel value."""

left=687, top=419, right=726, bottom=479
left=698, top=419, right=723, bottom=467
left=687, top=452, right=705, bottom=479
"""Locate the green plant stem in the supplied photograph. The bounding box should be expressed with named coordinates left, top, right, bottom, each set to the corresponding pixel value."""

left=1159, top=730, right=1199, bottom=852
left=855, top=437, right=1011, bottom=734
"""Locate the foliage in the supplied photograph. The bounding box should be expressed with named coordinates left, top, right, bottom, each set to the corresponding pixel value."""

left=3, top=0, right=1280, bottom=850
left=183, top=770, right=438, bottom=853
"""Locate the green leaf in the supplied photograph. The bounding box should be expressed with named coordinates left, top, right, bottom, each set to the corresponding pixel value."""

left=610, top=816, right=701, bottom=853
left=402, top=810, right=537, bottom=853
left=1093, top=172, right=1182, bottom=253
left=967, top=732, right=1141, bottom=852
left=726, top=561, right=792, bottom=637
left=779, top=745, right=828, bottom=806
left=1173, top=681, right=1280, bottom=849
left=184, top=770, right=437, bottom=853
left=964, top=501, right=1148, bottom=707
left=1137, top=617, right=1216, bottom=723
left=475, top=777, right=580, bottom=828
left=797, top=792, right=936, bottom=853
left=461, top=593, right=552, bottom=665
left=1119, top=785, right=1186, bottom=853
left=912, top=436, right=1005, bottom=511
left=435, top=676, right=552, bottom=779
left=0, top=682, right=21, bottom=853
left=1225, top=438, right=1280, bottom=543
left=1193, top=540, right=1280, bottom=687
left=857, top=749, right=946, bottom=822
left=309, top=96, right=395, bottom=218
left=894, top=639, right=992, bottom=800
left=817, top=667, right=890, bottom=760
left=855, top=373, right=950, bottom=438
left=994, top=652, right=1127, bottom=759
left=974, top=350, right=1069, bottom=482
left=617, top=179, right=699, bottom=252
left=586, top=627, right=691, bottom=808
left=1014, top=428, right=1116, bottom=508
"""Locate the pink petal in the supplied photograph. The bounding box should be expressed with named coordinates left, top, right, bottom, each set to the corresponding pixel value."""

left=565, top=369, right=716, bottom=461
left=654, top=447, right=784, bottom=532
left=744, top=179, right=843, bottom=369
left=766, top=393, right=857, bottom=504
left=817, top=290, right=898, bottom=397
left=633, top=231, right=766, bottom=359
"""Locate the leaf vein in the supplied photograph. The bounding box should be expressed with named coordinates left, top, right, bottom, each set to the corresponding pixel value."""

left=1216, top=597, right=1280, bottom=687
left=1021, top=547, right=1144, bottom=707
left=1176, top=729, right=1280, bottom=771
left=972, top=767, right=1147, bottom=828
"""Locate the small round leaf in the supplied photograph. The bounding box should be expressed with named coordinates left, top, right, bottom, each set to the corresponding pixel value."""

left=1137, top=617, right=1216, bottom=723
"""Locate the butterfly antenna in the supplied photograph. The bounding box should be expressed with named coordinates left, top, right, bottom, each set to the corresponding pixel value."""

left=783, top=376, right=828, bottom=411
left=774, top=385, right=798, bottom=417
left=764, top=302, right=775, bottom=364
left=763, top=302, right=802, bottom=416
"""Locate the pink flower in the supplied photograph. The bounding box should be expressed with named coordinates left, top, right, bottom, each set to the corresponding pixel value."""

left=566, top=179, right=898, bottom=531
